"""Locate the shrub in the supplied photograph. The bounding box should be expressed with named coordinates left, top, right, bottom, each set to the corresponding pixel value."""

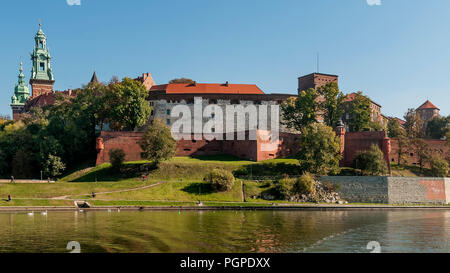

left=139, top=119, right=176, bottom=166
left=323, top=181, right=340, bottom=192
left=430, top=157, right=449, bottom=177
left=205, top=169, right=235, bottom=192
left=293, top=172, right=316, bottom=195
left=353, top=145, right=388, bottom=176
left=275, top=175, right=296, bottom=199
left=109, top=149, right=125, bottom=171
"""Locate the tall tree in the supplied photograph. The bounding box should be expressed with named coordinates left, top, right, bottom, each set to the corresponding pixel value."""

left=281, top=88, right=318, bottom=131
left=106, top=78, right=152, bottom=131
left=404, top=108, right=424, bottom=138
left=297, top=123, right=342, bottom=175
left=426, top=116, right=450, bottom=139
left=317, top=82, right=346, bottom=127
left=411, top=138, right=431, bottom=170
left=347, top=91, right=372, bottom=132
left=388, top=118, right=404, bottom=138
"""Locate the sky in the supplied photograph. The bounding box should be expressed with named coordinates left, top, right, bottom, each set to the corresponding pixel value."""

left=1, top=0, right=449, bottom=118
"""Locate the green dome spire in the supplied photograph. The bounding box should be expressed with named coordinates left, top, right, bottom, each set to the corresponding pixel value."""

left=11, top=61, right=30, bottom=106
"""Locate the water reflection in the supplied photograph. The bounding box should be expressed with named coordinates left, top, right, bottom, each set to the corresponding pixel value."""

left=0, top=210, right=449, bottom=253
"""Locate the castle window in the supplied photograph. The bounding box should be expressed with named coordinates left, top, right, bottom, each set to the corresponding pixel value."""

left=39, top=41, right=43, bottom=48
left=150, top=110, right=154, bottom=116
left=167, top=109, right=171, bottom=115
left=167, top=119, right=171, bottom=125
left=39, top=63, right=45, bottom=71
left=211, top=128, right=216, bottom=133
left=211, top=113, right=215, bottom=119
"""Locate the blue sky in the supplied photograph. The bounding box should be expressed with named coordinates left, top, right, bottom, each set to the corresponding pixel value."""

left=1, top=0, right=449, bottom=118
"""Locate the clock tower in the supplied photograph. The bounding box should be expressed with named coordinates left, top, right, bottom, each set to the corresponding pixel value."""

left=30, top=22, right=54, bottom=98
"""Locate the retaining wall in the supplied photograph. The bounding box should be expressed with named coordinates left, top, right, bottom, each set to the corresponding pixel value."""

left=322, top=176, right=450, bottom=204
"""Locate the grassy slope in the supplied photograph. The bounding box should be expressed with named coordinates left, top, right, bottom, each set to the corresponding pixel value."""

left=0, top=156, right=299, bottom=205
left=0, top=155, right=437, bottom=207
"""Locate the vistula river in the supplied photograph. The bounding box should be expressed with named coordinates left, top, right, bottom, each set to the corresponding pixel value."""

left=0, top=209, right=449, bottom=253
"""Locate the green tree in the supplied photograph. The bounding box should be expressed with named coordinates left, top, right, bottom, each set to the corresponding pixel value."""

left=139, top=119, right=176, bottom=166
left=396, top=134, right=409, bottom=165
left=347, top=91, right=372, bottom=132
left=410, top=138, right=431, bottom=170
left=169, top=78, right=196, bottom=84
left=353, top=145, right=388, bottom=176
left=404, top=108, right=424, bottom=138
left=317, top=82, right=346, bottom=127
left=43, top=155, right=66, bottom=178
left=109, top=149, right=126, bottom=171
left=281, top=88, right=318, bottom=131
left=388, top=118, right=405, bottom=138
left=426, top=116, right=450, bottom=139
left=12, top=149, right=35, bottom=178
left=430, top=156, right=449, bottom=177
left=297, top=123, right=342, bottom=175
left=106, top=78, right=151, bottom=131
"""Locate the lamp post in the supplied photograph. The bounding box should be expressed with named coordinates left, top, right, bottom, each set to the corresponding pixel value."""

left=40, top=171, right=43, bottom=181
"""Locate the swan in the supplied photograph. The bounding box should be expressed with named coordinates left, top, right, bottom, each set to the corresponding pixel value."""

left=41, top=211, right=48, bottom=216
left=27, top=212, right=34, bottom=216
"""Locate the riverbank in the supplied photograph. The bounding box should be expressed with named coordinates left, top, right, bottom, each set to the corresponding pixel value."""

left=2, top=201, right=450, bottom=212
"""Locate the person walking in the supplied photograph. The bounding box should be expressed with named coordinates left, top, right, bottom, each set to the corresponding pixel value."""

left=7, top=195, right=11, bottom=202
left=10, top=176, right=14, bottom=183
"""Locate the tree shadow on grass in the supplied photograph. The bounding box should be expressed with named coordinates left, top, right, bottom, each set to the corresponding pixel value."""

left=181, top=183, right=214, bottom=196
left=233, top=162, right=302, bottom=178
left=71, top=163, right=158, bottom=182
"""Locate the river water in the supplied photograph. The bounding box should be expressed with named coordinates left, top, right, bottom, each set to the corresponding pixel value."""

left=0, top=210, right=449, bottom=253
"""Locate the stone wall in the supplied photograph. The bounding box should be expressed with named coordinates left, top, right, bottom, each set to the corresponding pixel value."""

left=321, top=176, right=389, bottom=203
left=388, top=177, right=449, bottom=204
left=322, top=176, right=450, bottom=204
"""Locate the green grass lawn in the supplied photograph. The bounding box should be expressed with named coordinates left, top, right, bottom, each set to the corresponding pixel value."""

left=6, top=155, right=439, bottom=208
left=0, top=155, right=298, bottom=204
left=79, top=180, right=244, bottom=202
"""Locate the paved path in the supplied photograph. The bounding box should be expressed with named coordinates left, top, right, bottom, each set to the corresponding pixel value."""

left=51, top=182, right=166, bottom=200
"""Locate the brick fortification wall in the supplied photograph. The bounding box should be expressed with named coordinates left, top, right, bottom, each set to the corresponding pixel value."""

left=342, top=131, right=390, bottom=167
left=323, top=177, right=450, bottom=204
left=96, top=131, right=299, bottom=164
left=390, top=138, right=448, bottom=166
left=96, top=131, right=144, bottom=165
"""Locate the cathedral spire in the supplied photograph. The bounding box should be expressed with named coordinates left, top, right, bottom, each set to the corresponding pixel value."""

left=30, top=21, right=54, bottom=98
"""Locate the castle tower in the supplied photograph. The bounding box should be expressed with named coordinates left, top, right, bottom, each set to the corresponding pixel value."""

left=10, top=62, right=30, bottom=121
left=30, top=22, right=54, bottom=98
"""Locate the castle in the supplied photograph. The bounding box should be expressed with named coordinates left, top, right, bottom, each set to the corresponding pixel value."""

left=9, top=24, right=447, bottom=169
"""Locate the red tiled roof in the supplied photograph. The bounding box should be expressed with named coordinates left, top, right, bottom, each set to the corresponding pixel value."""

left=417, top=100, right=439, bottom=110
left=150, top=83, right=264, bottom=95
